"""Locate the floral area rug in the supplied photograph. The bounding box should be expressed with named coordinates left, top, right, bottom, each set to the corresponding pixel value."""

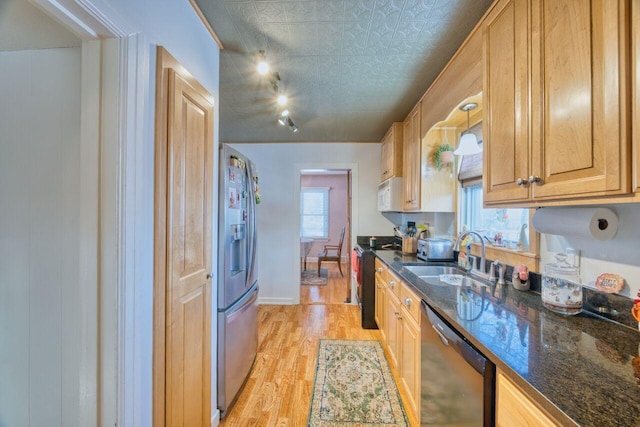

left=309, top=339, right=408, bottom=426
left=301, top=268, right=328, bottom=286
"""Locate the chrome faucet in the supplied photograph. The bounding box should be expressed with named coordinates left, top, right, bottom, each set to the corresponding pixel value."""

left=489, top=260, right=506, bottom=285
left=454, top=231, right=488, bottom=279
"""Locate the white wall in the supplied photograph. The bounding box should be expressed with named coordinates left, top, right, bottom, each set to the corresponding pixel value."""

left=230, top=143, right=389, bottom=304
left=0, top=47, right=81, bottom=427
left=3, top=1, right=222, bottom=425
left=539, top=203, right=640, bottom=299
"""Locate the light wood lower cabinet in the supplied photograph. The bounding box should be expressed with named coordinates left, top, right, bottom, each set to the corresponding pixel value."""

left=399, top=301, right=420, bottom=419
left=374, top=269, right=387, bottom=342
left=496, top=372, right=560, bottom=427
left=375, top=261, right=421, bottom=422
left=385, top=289, right=401, bottom=370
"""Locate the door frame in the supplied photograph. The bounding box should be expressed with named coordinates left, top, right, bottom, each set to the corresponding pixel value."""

left=31, top=1, right=144, bottom=426
left=294, top=163, right=359, bottom=305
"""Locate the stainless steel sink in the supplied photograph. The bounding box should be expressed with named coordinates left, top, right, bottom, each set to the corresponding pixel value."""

left=403, top=265, right=462, bottom=277
left=404, top=265, right=490, bottom=288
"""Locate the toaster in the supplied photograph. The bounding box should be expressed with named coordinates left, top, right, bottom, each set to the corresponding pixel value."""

left=417, top=238, right=454, bottom=261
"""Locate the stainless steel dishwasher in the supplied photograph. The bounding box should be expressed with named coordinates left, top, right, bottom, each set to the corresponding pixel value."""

left=420, top=300, right=495, bottom=426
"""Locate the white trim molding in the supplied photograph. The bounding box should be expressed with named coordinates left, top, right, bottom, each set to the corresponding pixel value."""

left=29, top=1, right=144, bottom=426
left=294, top=163, right=359, bottom=306
left=29, top=0, right=134, bottom=39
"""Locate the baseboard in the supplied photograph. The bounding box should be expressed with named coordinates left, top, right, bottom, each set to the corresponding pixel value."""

left=258, top=297, right=296, bottom=305
left=211, top=409, right=220, bottom=427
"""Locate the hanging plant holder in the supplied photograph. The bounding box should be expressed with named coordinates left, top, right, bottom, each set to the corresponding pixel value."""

left=433, top=143, right=454, bottom=171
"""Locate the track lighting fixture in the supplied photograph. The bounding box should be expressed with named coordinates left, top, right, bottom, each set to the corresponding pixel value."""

left=257, top=50, right=269, bottom=75
left=256, top=49, right=300, bottom=132
left=287, top=117, right=298, bottom=133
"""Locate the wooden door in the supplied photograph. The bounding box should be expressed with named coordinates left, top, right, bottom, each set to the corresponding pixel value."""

left=530, top=0, right=629, bottom=199
left=154, top=47, right=213, bottom=427
left=403, top=105, right=421, bottom=211
left=483, top=0, right=531, bottom=204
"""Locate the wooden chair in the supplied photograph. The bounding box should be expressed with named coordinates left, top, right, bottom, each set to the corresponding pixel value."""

left=317, top=227, right=346, bottom=277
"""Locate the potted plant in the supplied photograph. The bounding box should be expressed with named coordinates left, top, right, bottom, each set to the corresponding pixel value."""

left=433, top=143, right=454, bottom=170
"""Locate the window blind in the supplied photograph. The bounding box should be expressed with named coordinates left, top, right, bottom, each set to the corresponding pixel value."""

left=300, top=187, right=330, bottom=238
left=458, top=141, right=483, bottom=188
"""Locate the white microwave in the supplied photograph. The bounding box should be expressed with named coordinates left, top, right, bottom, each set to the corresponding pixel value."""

left=378, top=177, right=403, bottom=212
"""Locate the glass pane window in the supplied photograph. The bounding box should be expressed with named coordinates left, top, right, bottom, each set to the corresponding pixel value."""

left=300, top=188, right=329, bottom=238
left=460, top=186, right=529, bottom=248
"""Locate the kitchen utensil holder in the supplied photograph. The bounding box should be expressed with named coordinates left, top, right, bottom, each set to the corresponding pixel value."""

left=402, top=237, right=418, bottom=254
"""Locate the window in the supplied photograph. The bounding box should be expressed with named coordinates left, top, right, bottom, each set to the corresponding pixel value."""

left=460, top=185, right=530, bottom=249
left=300, top=188, right=329, bottom=239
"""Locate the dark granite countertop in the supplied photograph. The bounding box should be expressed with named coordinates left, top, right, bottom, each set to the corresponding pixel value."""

left=371, top=249, right=640, bottom=427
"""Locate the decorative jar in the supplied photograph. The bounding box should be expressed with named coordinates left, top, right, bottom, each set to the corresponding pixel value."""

left=541, top=253, right=582, bottom=315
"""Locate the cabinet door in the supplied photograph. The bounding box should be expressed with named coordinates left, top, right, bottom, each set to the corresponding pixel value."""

left=496, top=372, right=559, bottom=427
left=633, top=0, right=640, bottom=192
left=385, top=291, right=401, bottom=369
left=483, top=0, right=531, bottom=204
left=403, top=105, right=422, bottom=211
left=530, top=0, right=629, bottom=199
left=381, top=135, right=392, bottom=182
left=400, top=310, right=420, bottom=421
left=375, top=273, right=386, bottom=340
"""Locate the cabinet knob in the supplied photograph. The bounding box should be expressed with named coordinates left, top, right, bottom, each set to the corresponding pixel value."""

left=404, top=297, right=411, bottom=307
left=389, top=280, right=395, bottom=288
left=528, top=175, right=542, bottom=185
left=376, top=267, right=383, bottom=273
left=516, top=178, right=526, bottom=186
left=206, top=273, right=213, bottom=279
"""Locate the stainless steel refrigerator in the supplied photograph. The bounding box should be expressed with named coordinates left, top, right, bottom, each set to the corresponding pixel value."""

left=217, top=145, right=258, bottom=416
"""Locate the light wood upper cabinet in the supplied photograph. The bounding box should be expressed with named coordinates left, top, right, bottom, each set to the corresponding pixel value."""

left=403, top=104, right=422, bottom=211
left=380, top=122, right=403, bottom=182
left=483, top=0, right=630, bottom=206
left=633, top=0, right=640, bottom=192
left=483, top=0, right=531, bottom=204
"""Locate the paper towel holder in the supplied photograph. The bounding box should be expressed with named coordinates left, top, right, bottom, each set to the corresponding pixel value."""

left=532, top=207, right=619, bottom=241
left=597, top=218, right=609, bottom=231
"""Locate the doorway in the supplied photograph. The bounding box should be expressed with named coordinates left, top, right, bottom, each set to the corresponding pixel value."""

left=299, top=169, right=352, bottom=305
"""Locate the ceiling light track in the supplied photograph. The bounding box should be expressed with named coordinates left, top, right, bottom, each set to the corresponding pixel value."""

left=256, top=49, right=299, bottom=133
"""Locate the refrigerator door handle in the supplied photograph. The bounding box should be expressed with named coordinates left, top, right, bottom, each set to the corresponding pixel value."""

left=246, top=161, right=257, bottom=287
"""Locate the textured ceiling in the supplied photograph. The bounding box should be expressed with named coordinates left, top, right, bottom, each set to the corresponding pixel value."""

left=195, top=0, right=493, bottom=142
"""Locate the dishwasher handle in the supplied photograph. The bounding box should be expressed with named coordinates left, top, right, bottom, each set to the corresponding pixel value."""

left=432, top=324, right=450, bottom=346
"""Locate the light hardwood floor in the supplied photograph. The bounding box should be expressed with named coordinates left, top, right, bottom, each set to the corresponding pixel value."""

left=219, top=263, right=418, bottom=426
left=300, top=262, right=350, bottom=305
